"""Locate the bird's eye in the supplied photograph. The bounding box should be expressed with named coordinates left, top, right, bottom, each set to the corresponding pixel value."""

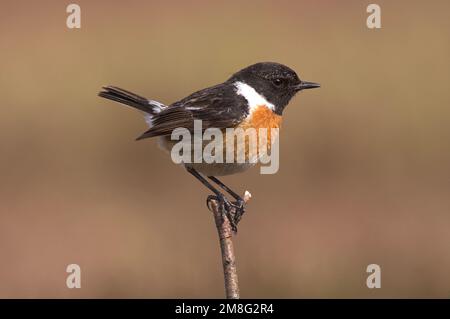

left=272, top=78, right=283, bottom=86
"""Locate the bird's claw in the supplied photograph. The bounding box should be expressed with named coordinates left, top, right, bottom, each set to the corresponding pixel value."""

left=230, top=199, right=245, bottom=226
left=206, top=195, right=245, bottom=233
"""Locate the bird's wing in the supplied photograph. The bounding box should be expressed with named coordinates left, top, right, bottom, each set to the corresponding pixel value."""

left=136, top=83, right=249, bottom=140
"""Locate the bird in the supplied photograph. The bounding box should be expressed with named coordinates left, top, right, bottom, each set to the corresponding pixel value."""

left=98, top=62, right=319, bottom=231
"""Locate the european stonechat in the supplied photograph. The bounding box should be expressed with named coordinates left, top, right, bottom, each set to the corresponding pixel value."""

left=99, top=62, right=319, bottom=230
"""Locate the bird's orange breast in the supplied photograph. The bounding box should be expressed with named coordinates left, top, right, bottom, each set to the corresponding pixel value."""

left=225, top=105, right=282, bottom=162
left=238, top=105, right=282, bottom=144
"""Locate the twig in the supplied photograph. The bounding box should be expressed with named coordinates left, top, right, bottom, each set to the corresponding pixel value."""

left=209, top=191, right=252, bottom=299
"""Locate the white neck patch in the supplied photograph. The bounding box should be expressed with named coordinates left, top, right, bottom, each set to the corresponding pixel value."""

left=234, top=81, right=275, bottom=113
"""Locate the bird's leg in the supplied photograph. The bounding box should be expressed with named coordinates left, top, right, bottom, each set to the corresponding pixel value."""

left=208, top=176, right=246, bottom=226
left=186, top=167, right=237, bottom=232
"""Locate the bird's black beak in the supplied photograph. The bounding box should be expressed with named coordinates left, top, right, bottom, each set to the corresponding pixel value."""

left=295, top=81, right=321, bottom=91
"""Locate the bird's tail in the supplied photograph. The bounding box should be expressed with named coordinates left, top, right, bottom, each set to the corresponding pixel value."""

left=98, top=85, right=167, bottom=115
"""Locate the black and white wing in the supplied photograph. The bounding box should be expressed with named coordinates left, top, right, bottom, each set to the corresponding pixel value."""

left=136, top=83, right=249, bottom=140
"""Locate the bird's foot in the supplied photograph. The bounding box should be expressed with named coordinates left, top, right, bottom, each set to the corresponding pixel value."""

left=207, top=194, right=245, bottom=233
left=231, top=198, right=245, bottom=226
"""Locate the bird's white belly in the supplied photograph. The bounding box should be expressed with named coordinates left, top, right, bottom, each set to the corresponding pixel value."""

left=157, top=135, right=258, bottom=176
left=184, top=161, right=255, bottom=176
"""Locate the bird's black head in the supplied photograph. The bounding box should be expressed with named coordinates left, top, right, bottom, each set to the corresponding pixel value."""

left=229, top=62, right=320, bottom=115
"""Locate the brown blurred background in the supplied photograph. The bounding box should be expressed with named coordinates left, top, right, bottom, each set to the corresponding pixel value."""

left=1, top=0, right=449, bottom=298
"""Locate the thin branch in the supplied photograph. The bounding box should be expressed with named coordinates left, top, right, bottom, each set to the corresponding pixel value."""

left=209, top=191, right=252, bottom=299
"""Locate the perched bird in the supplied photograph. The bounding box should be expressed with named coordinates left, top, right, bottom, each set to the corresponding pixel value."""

left=99, top=62, right=319, bottom=230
